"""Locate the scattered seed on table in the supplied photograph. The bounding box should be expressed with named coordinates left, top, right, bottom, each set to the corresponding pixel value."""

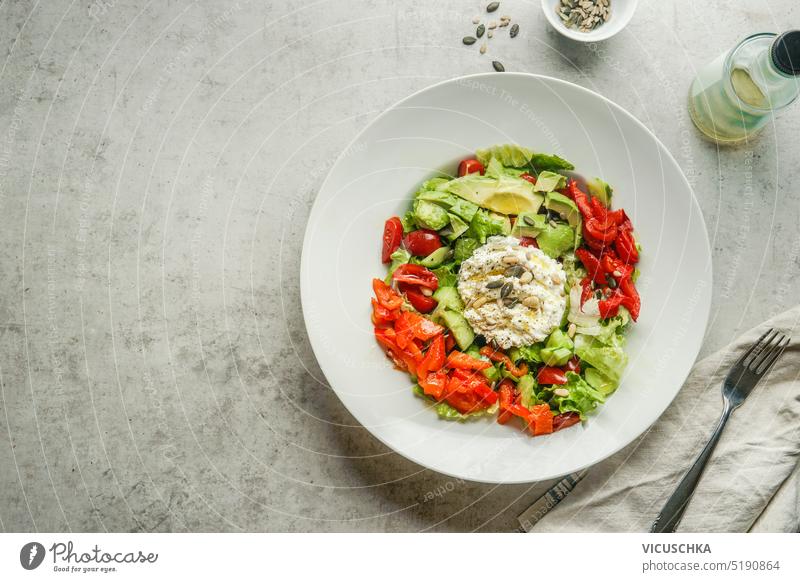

left=487, top=30, right=494, bottom=38
left=472, top=15, right=481, bottom=24
left=476, top=24, right=485, bottom=38
left=480, top=43, right=487, bottom=54
left=488, top=20, right=497, bottom=29
left=492, top=60, right=505, bottom=72
left=498, top=21, right=509, bottom=28
left=463, top=36, right=477, bottom=45
left=510, top=23, right=519, bottom=37
left=487, top=2, right=500, bottom=13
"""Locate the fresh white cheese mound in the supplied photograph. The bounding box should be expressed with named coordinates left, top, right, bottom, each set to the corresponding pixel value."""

left=458, top=235, right=567, bottom=349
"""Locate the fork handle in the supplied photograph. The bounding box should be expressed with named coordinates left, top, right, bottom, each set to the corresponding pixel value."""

left=650, top=402, right=733, bottom=533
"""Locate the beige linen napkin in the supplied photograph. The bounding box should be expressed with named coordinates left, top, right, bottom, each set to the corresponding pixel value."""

left=526, top=305, right=800, bottom=533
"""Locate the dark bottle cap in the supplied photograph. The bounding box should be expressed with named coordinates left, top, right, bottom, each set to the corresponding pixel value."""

left=771, top=30, right=800, bottom=76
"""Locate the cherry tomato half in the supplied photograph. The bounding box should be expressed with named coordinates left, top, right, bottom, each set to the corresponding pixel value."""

left=563, top=356, right=581, bottom=374
left=404, top=287, right=437, bottom=313
left=457, top=158, right=485, bottom=177
left=403, top=229, right=442, bottom=257
left=537, top=366, right=568, bottom=386
left=519, top=236, right=539, bottom=248
left=520, top=173, right=537, bottom=184
left=382, top=217, right=403, bottom=263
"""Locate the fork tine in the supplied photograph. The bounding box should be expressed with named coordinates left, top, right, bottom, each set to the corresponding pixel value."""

left=735, top=328, right=773, bottom=367
left=749, top=331, right=785, bottom=371
left=755, top=336, right=790, bottom=375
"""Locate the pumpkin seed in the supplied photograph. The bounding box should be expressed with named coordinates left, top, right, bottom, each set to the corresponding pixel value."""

left=606, top=275, right=617, bottom=289
left=486, top=280, right=503, bottom=289
left=500, top=282, right=513, bottom=298
left=523, top=215, right=536, bottom=226
left=503, top=297, right=519, bottom=308
left=463, top=36, right=477, bottom=45
left=487, top=2, right=500, bottom=13
left=504, top=265, right=525, bottom=278
left=510, top=23, right=519, bottom=37
left=476, top=24, right=485, bottom=38
left=492, top=60, right=505, bottom=72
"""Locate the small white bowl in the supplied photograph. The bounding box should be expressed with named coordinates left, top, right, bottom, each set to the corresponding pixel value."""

left=542, top=0, right=638, bottom=42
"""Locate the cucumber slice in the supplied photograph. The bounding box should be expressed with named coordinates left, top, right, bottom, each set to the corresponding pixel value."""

left=440, top=309, right=475, bottom=350
left=420, top=247, right=450, bottom=268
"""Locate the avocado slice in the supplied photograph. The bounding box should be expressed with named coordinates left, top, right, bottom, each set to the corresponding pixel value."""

left=511, top=212, right=547, bottom=238
left=587, top=178, right=613, bottom=207
left=439, top=174, right=544, bottom=216
left=536, top=223, right=575, bottom=259
left=544, top=192, right=581, bottom=227
left=532, top=170, right=567, bottom=193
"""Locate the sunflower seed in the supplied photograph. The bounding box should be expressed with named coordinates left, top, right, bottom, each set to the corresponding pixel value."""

left=492, top=60, right=505, bottom=72
left=523, top=215, right=536, bottom=226
left=503, top=297, right=519, bottom=308
left=486, top=280, right=503, bottom=289
left=613, top=270, right=622, bottom=277
left=501, top=254, right=519, bottom=265
left=472, top=15, right=481, bottom=24
left=519, top=271, right=533, bottom=284
left=567, top=323, right=577, bottom=338
left=487, top=30, right=494, bottom=38
left=421, top=287, right=433, bottom=297
left=504, top=265, right=525, bottom=278
left=554, top=388, right=570, bottom=397
left=463, top=36, right=477, bottom=45
left=500, top=282, right=513, bottom=298
left=510, top=23, right=519, bottom=37
left=522, top=295, right=540, bottom=309
left=500, top=15, right=511, bottom=21
left=549, top=219, right=558, bottom=228
left=486, top=2, right=500, bottom=13
left=498, top=21, right=509, bottom=28
left=476, top=24, right=485, bottom=38
left=480, top=43, right=487, bottom=54
left=488, top=20, right=497, bottom=29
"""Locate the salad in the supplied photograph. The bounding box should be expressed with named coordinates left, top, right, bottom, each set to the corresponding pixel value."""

left=371, top=144, right=641, bottom=436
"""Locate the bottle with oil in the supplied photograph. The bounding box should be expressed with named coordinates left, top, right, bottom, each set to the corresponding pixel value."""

left=688, top=31, right=800, bottom=145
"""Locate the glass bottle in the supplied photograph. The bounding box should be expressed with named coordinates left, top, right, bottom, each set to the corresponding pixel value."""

left=688, top=31, right=800, bottom=145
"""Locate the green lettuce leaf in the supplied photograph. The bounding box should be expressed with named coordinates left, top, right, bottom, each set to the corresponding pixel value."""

left=454, top=237, right=480, bottom=263
left=466, top=209, right=511, bottom=243
left=574, top=333, right=628, bottom=385
left=551, top=372, right=606, bottom=419
left=540, top=329, right=574, bottom=366
left=432, top=262, right=458, bottom=287
left=385, top=248, right=411, bottom=283
left=528, top=152, right=575, bottom=173
left=510, top=343, right=544, bottom=364
left=476, top=144, right=534, bottom=168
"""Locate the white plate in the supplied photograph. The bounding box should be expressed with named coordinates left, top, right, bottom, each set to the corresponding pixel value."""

left=300, top=73, right=711, bottom=484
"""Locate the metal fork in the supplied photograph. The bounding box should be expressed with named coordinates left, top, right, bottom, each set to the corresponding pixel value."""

left=651, top=328, right=790, bottom=533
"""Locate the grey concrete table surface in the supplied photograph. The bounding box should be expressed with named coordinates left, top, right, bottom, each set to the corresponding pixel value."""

left=1, top=0, right=799, bottom=532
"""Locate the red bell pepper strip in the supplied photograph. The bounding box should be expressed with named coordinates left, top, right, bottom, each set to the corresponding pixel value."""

left=584, top=217, right=618, bottom=243
left=566, top=181, right=593, bottom=219
left=479, top=346, right=528, bottom=377
left=420, top=370, right=447, bottom=399
left=598, top=289, right=626, bottom=319
left=445, top=350, right=492, bottom=371
left=618, top=276, right=641, bottom=321
left=372, top=278, right=403, bottom=310
left=537, top=366, right=568, bottom=385
left=575, top=248, right=605, bottom=283
left=519, top=173, right=537, bottom=184
left=392, top=264, right=439, bottom=291
left=401, top=311, right=444, bottom=340
left=371, top=299, right=398, bottom=327
left=528, top=404, right=554, bottom=436
left=580, top=277, right=594, bottom=306
left=553, top=412, right=581, bottom=432
left=417, top=334, right=445, bottom=380
left=615, top=227, right=639, bottom=264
